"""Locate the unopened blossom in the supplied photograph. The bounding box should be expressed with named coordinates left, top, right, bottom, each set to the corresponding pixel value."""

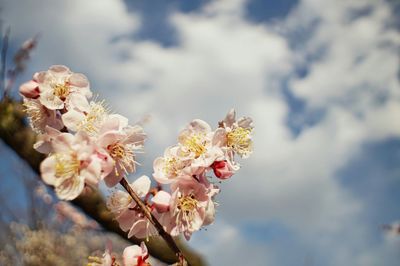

left=169, top=178, right=212, bottom=240
left=211, top=160, right=234, bottom=180
left=23, top=98, right=63, bottom=134
left=40, top=131, right=111, bottom=200
left=123, top=242, right=150, bottom=266
left=22, top=65, right=92, bottom=111
left=62, top=99, right=109, bottom=135
left=20, top=80, right=40, bottom=98
left=98, top=115, right=146, bottom=187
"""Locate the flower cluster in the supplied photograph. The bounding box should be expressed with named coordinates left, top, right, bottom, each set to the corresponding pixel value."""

left=21, top=64, right=254, bottom=246
left=20, top=65, right=146, bottom=200
left=87, top=242, right=150, bottom=266
left=108, top=110, right=253, bottom=240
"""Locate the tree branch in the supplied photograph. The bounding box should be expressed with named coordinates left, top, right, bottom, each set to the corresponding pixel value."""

left=0, top=97, right=206, bottom=266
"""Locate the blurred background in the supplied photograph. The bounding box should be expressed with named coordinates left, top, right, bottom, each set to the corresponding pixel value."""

left=0, top=0, right=399, bottom=265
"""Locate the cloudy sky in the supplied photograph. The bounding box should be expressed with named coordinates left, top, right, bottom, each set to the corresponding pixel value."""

left=1, top=0, right=400, bottom=265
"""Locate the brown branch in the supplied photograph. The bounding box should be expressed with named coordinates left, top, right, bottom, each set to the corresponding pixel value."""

left=0, top=97, right=206, bottom=266
left=119, top=177, right=186, bottom=263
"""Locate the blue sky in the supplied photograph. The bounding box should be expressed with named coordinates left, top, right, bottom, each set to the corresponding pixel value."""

left=1, top=0, right=400, bottom=265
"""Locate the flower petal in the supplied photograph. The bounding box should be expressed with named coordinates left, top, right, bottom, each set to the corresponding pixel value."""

left=55, top=175, right=85, bottom=200
left=61, top=109, right=85, bottom=132
left=152, top=190, right=171, bottom=213
left=131, top=175, right=151, bottom=197
left=39, top=89, right=64, bottom=110
left=19, top=80, right=39, bottom=98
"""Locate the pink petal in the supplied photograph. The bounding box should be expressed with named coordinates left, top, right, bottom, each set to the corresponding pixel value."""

left=131, top=175, right=151, bottom=197
left=52, top=133, right=74, bottom=153
left=104, top=170, right=123, bottom=188
left=238, top=116, right=253, bottom=128
left=55, top=175, right=85, bottom=200
left=49, top=65, right=70, bottom=74
left=123, top=245, right=142, bottom=266
left=33, top=71, right=46, bottom=83
left=81, top=159, right=101, bottom=186
left=212, top=128, right=227, bottom=147
left=203, top=201, right=215, bottom=226
left=61, top=109, right=85, bottom=132
left=98, top=131, right=124, bottom=148
left=68, top=73, right=89, bottom=88
left=224, top=108, right=236, bottom=127
left=116, top=209, right=135, bottom=232
left=152, top=190, right=171, bottom=213
left=152, top=157, right=172, bottom=184
left=96, top=149, right=115, bottom=179
left=123, top=125, right=146, bottom=145
left=39, top=89, right=64, bottom=110
left=40, top=155, right=57, bottom=185
left=19, top=80, right=39, bottom=98
left=188, top=119, right=211, bottom=133
left=67, top=93, right=90, bottom=112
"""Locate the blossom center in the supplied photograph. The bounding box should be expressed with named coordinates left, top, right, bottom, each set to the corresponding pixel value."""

left=178, top=194, right=198, bottom=213
left=79, top=101, right=108, bottom=134
left=108, top=143, right=126, bottom=159
left=55, top=153, right=80, bottom=179
left=227, top=127, right=252, bottom=156
left=53, top=83, right=70, bottom=100
left=184, top=135, right=207, bottom=158
left=107, top=142, right=135, bottom=175
left=163, top=157, right=181, bottom=177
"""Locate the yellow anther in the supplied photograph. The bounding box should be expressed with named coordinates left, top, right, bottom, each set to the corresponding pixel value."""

left=55, top=153, right=80, bottom=179
left=227, top=127, right=252, bottom=156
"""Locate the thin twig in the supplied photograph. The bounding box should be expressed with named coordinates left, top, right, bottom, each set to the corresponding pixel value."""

left=119, top=177, right=187, bottom=264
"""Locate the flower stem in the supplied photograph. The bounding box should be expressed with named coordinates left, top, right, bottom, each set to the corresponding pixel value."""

left=119, top=177, right=187, bottom=264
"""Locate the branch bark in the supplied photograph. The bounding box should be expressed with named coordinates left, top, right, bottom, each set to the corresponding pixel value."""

left=0, top=97, right=206, bottom=266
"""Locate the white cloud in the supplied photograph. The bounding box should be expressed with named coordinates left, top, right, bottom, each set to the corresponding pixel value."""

left=2, top=0, right=400, bottom=265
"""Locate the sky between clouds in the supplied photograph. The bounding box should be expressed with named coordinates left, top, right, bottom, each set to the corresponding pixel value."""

left=1, top=0, right=400, bottom=265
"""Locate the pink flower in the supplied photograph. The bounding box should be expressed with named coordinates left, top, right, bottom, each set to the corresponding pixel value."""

left=107, top=176, right=157, bottom=239
left=123, top=242, right=150, bottom=266
left=39, top=131, right=104, bottom=200
left=152, top=145, right=192, bottom=184
left=98, top=115, right=146, bottom=187
left=211, top=160, right=235, bottom=180
left=214, top=109, right=253, bottom=158
left=169, top=178, right=211, bottom=240
left=33, top=65, right=92, bottom=110
left=178, top=119, right=215, bottom=161
left=22, top=98, right=64, bottom=134
left=61, top=100, right=108, bottom=135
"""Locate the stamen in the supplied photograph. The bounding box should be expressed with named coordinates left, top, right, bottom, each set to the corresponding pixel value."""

left=227, top=127, right=252, bottom=156
left=23, top=99, right=47, bottom=133
left=176, top=194, right=198, bottom=229
left=107, top=143, right=135, bottom=175
left=52, top=83, right=70, bottom=100
left=55, top=153, right=80, bottom=179
left=184, top=134, right=207, bottom=158
left=78, top=100, right=108, bottom=135
left=163, top=157, right=182, bottom=177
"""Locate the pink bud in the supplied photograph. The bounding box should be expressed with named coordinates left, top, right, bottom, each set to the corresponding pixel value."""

left=212, top=160, right=234, bottom=180
left=19, top=80, right=39, bottom=98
